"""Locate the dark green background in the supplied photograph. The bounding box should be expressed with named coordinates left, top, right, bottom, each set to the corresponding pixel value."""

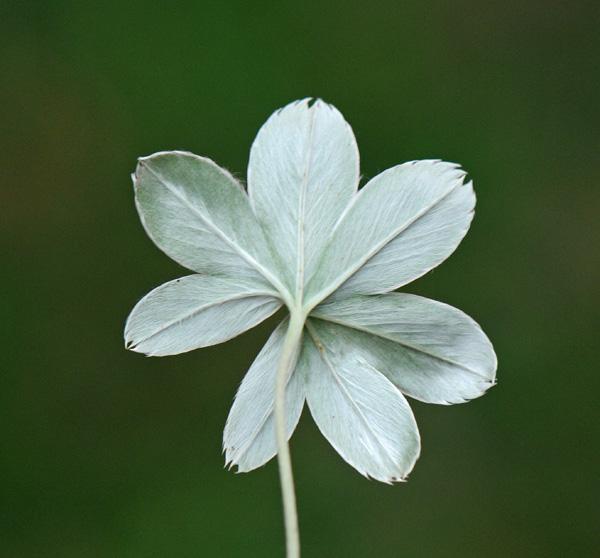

left=2, top=1, right=599, bottom=556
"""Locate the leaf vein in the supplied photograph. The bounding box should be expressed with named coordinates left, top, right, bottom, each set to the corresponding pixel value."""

left=311, top=314, right=486, bottom=377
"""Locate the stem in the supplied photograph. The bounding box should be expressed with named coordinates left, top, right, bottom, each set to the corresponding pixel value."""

left=275, top=310, right=305, bottom=558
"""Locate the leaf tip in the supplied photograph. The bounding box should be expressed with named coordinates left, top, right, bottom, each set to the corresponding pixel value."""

left=388, top=474, right=408, bottom=484
left=123, top=328, right=135, bottom=350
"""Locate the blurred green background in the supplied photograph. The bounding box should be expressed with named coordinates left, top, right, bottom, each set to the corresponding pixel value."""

left=2, top=1, right=599, bottom=556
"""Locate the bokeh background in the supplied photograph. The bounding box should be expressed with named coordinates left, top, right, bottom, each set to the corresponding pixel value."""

left=2, top=1, right=599, bottom=556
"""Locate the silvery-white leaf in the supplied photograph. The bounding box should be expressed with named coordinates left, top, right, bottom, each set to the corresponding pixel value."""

left=248, top=99, right=359, bottom=294
left=125, top=274, right=281, bottom=357
left=306, top=161, right=474, bottom=305
left=224, top=320, right=306, bottom=472
left=303, top=319, right=420, bottom=483
left=134, top=151, right=284, bottom=291
left=126, top=101, right=498, bottom=488
left=312, top=294, right=497, bottom=404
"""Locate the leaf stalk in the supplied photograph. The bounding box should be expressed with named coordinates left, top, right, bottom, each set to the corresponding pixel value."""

left=274, top=309, right=305, bottom=558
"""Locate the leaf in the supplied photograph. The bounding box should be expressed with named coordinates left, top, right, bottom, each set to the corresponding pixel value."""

left=127, top=100, right=498, bottom=487
left=224, top=320, right=306, bottom=472
left=303, top=319, right=421, bottom=482
left=305, top=160, right=474, bottom=305
left=125, top=274, right=282, bottom=357
left=248, top=99, right=359, bottom=295
left=134, top=151, right=285, bottom=291
left=312, top=294, right=496, bottom=404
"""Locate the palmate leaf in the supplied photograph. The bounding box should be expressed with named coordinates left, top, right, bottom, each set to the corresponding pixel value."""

left=125, top=99, right=497, bottom=483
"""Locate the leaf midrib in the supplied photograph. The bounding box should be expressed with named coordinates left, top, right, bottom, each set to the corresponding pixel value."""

left=295, top=107, right=316, bottom=304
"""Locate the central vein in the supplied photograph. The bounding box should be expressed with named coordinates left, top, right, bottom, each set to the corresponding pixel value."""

left=295, top=108, right=316, bottom=305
